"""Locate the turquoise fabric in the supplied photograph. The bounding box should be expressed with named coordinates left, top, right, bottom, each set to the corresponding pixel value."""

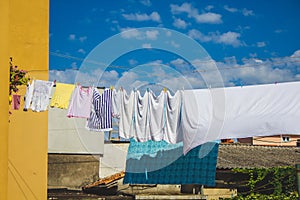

left=124, top=139, right=219, bottom=186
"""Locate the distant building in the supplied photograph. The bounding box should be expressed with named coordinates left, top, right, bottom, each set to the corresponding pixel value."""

left=238, top=135, right=300, bottom=146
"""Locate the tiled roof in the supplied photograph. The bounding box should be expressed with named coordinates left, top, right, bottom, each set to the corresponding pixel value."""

left=217, top=144, right=300, bottom=169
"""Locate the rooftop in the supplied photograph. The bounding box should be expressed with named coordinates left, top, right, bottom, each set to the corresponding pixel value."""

left=217, top=144, right=300, bottom=169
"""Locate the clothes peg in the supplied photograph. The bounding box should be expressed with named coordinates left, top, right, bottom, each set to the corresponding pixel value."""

left=110, top=85, right=114, bottom=90
left=163, top=87, right=167, bottom=93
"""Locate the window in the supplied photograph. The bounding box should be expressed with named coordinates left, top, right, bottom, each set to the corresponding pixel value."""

left=282, top=136, right=290, bottom=142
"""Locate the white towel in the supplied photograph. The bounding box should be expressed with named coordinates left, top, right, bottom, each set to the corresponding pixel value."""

left=133, top=90, right=150, bottom=142
left=163, top=90, right=183, bottom=144
left=148, top=90, right=165, bottom=141
left=119, top=90, right=135, bottom=139
left=112, top=89, right=122, bottom=119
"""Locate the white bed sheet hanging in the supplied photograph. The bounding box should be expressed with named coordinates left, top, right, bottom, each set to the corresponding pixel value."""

left=182, top=81, right=300, bottom=154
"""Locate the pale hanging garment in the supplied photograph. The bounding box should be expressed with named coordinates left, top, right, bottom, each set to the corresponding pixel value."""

left=23, top=80, right=35, bottom=111
left=50, top=83, right=75, bottom=109
left=30, top=80, right=54, bottom=112
left=133, top=90, right=150, bottom=142
left=67, top=85, right=93, bottom=118
left=112, top=89, right=122, bottom=119
left=118, top=90, right=135, bottom=139
left=181, top=81, right=300, bottom=154
left=163, top=90, right=183, bottom=144
left=148, top=90, right=165, bottom=141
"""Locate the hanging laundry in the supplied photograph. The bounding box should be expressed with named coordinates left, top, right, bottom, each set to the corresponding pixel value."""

left=30, top=80, right=54, bottom=112
left=181, top=81, right=300, bottom=154
left=67, top=85, right=93, bottom=118
left=118, top=90, right=135, bottom=139
left=12, top=94, right=21, bottom=110
left=133, top=90, right=151, bottom=142
left=23, top=80, right=35, bottom=111
left=148, top=90, right=165, bottom=141
left=86, top=88, right=113, bottom=131
left=124, top=139, right=219, bottom=186
left=163, top=90, right=183, bottom=144
left=50, top=83, right=75, bottom=109
left=112, top=89, right=122, bottom=119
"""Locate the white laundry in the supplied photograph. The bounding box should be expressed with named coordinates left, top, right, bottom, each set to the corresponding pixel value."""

left=133, top=90, right=150, bottom=142
left=148, top=90, right=165, bottom=141
left=118, top=90, right=135, bottom=139
left=23, top=80, right=35, bottom=111
left=67, top=85, right=93, bottom=118
left=181, top=81, right=300, bottom=154
left=163, top=90, right=183, bottom=144
left=112, top=89, right=122, bottom=119
left=30, top=80, right=53, bottom=112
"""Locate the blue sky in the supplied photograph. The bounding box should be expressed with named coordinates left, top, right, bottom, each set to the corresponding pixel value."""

left=50, top=0, right=300, bottom=92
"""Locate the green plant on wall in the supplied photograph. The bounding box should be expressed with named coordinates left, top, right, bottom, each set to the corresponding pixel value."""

left=9, top=57, right=29, bottom=104
left=231, top=166, right=298, bottom=199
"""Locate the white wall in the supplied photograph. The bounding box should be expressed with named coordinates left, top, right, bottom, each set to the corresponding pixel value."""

left=100, top=143, right=129, bottom=177
left=48, top=107, right=104, bottom=154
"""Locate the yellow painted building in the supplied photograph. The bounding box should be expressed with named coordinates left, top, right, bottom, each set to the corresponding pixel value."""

left=0, top=0, right=49, bottom=199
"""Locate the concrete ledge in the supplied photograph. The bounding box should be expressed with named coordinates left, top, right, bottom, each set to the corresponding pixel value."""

left=48, top=154, right=100, bottom=189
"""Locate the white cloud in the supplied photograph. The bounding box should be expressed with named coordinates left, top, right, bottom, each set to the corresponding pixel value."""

left=205, top=5, right=214, bottom=11
left=79, top=36, right=87, bottom=42
left=146, top=60, right=163, bottom=65
left=142, top=43, right=152, bottom=48
left=77, top=49, right=86, bottom=54
left=170, top=40, right=180, bottom=48
left=224, top=5, right=238, bottom=13
left=242, top=8, right=254, bottom=16
left=188, top=29, right=212, bottom=42
left=68, top=34, right=76, bottom=40
left=68, top=34, right=87, bottom=42
left=291, top=50, right=300, bottom=58
left=194, top=12, right=222, bottom=24
left=49, top=68, right=120, bottom=87
left=170, top=3, right=194, bottom=15
left=49, top=50, right=300, bottom=92
left=166, top=31, right=172, bottom=37
left=122, top=11, right=161, bottom=22
left=173, top=18, right=188, bottom=29
left=224, top=5, right=254, bottom=17
left=120, top=28, right=142, bottom=39
left=140, top=0, right=151, bottom=6
left=216, top=31, right=242, bottom=47
left=71, top=62, right=78, bottom=69
left=188, top=29, right=242, bottom=47
left=170, top=58, right=186, bottom=66
left=170, top=3, right=222, bottom=24
left=145, top=30, right=159, bottom=40
left=129, top=59, right=138, bottom=66
left=275, top=29, right=285, bottom=34
left=257, top=42, right=266, bottom=48
left=120, top=28, right=159, bottom=40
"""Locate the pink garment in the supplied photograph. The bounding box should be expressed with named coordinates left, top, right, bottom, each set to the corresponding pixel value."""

left=12, top=94, right=21, bottom=110
left=67, top=85, right=93, bottom=118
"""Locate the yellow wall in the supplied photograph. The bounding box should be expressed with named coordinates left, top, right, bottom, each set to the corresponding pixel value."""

left=0, top=0, right=10, bottom=199
left=1, top=0, right=49, bottom=199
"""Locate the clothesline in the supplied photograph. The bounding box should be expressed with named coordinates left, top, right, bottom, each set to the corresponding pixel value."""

left=20, top=79, right=300, bottom=154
